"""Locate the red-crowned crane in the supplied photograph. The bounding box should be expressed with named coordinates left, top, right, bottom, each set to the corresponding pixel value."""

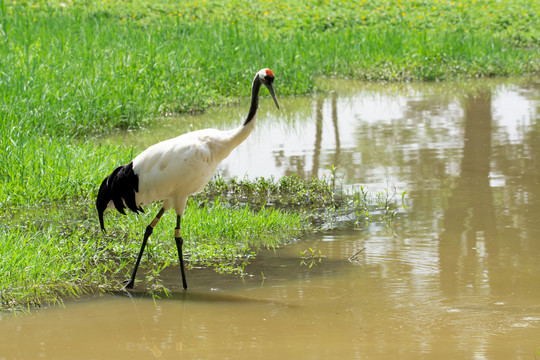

left=96, top=68, right=279, bottom=290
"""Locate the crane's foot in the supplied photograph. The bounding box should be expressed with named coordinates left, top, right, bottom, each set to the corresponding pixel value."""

left=122, top=278, right=135, bottom=290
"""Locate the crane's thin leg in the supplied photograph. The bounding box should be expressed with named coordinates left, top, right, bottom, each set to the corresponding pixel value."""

left=124, top=208, right=165, bottom=290
left=174, top=215, right=188, bottom=290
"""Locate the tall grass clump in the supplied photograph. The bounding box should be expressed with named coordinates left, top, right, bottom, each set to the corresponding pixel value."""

left=200, top=174, right=404, bottom=229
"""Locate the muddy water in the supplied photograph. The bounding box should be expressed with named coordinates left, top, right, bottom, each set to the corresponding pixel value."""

left=2, top=78, right=540, bottom=359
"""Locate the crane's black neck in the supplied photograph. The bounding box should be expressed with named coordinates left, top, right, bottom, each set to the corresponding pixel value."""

left=243, top=75, right=263, bottom=126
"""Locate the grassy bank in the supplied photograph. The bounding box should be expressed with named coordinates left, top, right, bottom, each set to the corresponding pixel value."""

left=0, top=199, right=307, bottom=309
left=0, top=0, right=537, bottom=136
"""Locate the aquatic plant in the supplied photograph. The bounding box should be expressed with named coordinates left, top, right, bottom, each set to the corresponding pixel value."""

left=300, top=248, right=325, bottom=268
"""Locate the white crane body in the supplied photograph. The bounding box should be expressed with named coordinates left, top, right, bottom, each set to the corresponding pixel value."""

left=95, top=68, right=278, bottom=290
left=131, top=123, right=254, bottom=213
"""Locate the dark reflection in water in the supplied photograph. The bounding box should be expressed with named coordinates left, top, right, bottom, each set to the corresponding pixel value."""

left=312, top=95, right=341, bottom=178
left=440, top=91, right=496, bottom=298
left=3, top=78, right=540, bottom=360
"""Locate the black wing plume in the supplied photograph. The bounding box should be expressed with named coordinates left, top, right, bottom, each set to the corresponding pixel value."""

left=96, top=162, right=144, bottom=232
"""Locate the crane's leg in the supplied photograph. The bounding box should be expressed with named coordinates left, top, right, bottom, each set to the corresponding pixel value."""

left=124, top=208, right=165, bottom=290
left=174, top=215, right=188, bottom=290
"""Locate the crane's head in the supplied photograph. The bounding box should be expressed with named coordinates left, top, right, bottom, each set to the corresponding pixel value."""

left=257, top=68, right=280, bottom=109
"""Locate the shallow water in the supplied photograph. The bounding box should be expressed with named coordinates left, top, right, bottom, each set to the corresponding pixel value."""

left=2, top=78, right=540, bottom=359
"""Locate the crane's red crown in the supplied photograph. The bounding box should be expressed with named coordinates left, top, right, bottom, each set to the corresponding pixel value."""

left=265, top=69, right=274, bottom=77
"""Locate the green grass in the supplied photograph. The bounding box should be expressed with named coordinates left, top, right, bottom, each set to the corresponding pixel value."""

left=0, top=196, right=309, bottom=309
left=0, top=218, right=130, bottom=309
left=0, top=0, right=537, bottom=136
left=0, top=135, right=133, bottom=206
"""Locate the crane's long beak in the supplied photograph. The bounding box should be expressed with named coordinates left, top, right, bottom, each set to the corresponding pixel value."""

left=266, top=83, right=280, bottom=110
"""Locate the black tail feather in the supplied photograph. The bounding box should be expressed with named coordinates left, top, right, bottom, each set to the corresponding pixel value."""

left=96, top=162, right=144, bottom=232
